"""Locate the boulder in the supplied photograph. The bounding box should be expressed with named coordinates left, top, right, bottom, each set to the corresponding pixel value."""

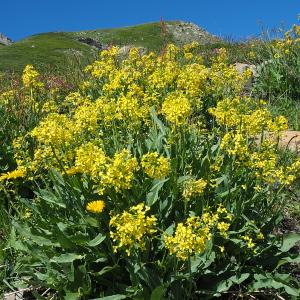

left=0, top=33, right=13, bottom=46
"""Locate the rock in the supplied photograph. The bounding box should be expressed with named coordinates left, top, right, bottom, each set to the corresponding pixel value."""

left=3, top=290, right=24, bottom=300
left=234, top=62, right=257, bottom=77
left=278, top=131, right=300, bottom=155
left=77, top=37, right=106, bottom=50
left=257, top=131, right=300, bottom=155
left=0, top=33, right=13, bottom=45
left=118, top=45, right=147, bottom=57
left=234, top=63, right=258, bottom=92
left=166, top=21, right=220, bottom=45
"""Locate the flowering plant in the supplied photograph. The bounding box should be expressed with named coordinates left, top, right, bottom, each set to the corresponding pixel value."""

left=3, top=43, right=300, bottom=299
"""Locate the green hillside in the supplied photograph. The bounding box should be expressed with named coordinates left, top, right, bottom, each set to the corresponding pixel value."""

left=0, top=32, right=96, bottom=73
left=0, top=21, right=219, bottom=73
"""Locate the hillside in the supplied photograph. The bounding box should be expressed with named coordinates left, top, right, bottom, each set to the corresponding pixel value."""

left=0, top=21, right=220, bottom=72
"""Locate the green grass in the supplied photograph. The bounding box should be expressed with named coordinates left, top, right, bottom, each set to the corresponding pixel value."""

left=0, top=32, right=96, bottom=73
left=0, top=21, right=221, bottom=73
left=68, top=22, right=174, bottom=52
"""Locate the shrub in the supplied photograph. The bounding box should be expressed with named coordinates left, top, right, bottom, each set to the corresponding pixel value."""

left=254, top=24, right=300, bottom=100
left=3, top=44, right=300, bottom=299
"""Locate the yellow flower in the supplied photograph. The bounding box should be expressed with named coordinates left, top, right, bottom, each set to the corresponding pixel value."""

left=217, top=222, right=231, bottom=237
left=141, top=152, right=170, bottom=179
left=102, top=149, right=138, bottom=192
left=0, top=167, right=26, bottom=181
left=86, top=200, right=105, bottom=213
left=182, top=178, right=207, bottom=199
left=22, top=65, right=44, bottom=88
left=31, top=113, right=74, bottom=147
left=161, top=92, right=191, bottom=125
left=242, top=235, right=256, bottom=249
left=274, top=53, right=281, bottom=59
left=75, top=142, right=107, bottom=180
left=257, top=232, right=264, bottom=240
left=221, top=132, right=249, bottom=159
left=109, top=203, right=157, bottom=255
left=219, top=246, right=225, bottom=253
left=23, top=209, right=32, bottom=219
left=164, top=216, right=212, bottom=261
left=65, top=166, right=82, bottom=176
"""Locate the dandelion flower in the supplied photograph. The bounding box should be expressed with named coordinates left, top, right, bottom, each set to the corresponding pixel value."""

left=86, top=200, right=105, bottom=213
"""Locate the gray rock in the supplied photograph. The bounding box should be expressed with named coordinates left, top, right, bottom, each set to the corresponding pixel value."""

left=0, top=33, right=13, bottom=45
left=166, top=21, right=220, bottom=45
left=234, top=63, right=257, bottom=77
left=77, top=37, right=107, bottom=50
left=118, top=45, right=147, bottom=57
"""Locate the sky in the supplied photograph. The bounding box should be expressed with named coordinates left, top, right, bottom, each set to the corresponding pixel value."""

left=1, top=1, right=299, bottom=41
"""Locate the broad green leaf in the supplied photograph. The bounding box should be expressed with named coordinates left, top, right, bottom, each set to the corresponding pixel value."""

left=64, top=292, right=80, bottom=300
left=150, top=285, right=166, bottom=300
left=280, top=233, right=300, bottom=252
left=94, top=265, right=118, bottom=277
left=146, top=178, right=169, bottom=206
left=85, top=216, right=99, bottom=227
left=215, top=273, right=250, bottom=294
left=252, top=273, right=299, bottom=297
left=51, top=253, right=84, bottom=263
left=92, top=295, right=127, bottom=300
left=39, top=189, right=66, bottom=208
left=88, top=233, right=106, bottom=247
left=275, top=255, right=300, bottom=270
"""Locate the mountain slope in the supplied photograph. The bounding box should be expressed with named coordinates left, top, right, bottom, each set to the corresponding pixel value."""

left=0, top=21, right=220, bottom=72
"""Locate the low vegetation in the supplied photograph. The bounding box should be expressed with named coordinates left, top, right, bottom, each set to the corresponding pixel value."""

left=0, top=20, right=299, bottom=299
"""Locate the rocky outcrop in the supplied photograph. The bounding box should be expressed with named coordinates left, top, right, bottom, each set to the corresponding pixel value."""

left=118, top=45, right=147, bottom=56
left=234, top=63, right=257, bottom=77
left=77, top=37, right=106, bottom=50
left=0, top=33, right=13, bottom=45
left=166, top=21, right=220, bottom=45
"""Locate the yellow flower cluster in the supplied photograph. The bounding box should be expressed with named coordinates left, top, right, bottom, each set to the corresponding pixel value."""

left=141, top=152, right=170, bottom=179
left=165, top=206, right=232, bottom=260
left=220, top=132, right=248, bottom=159
left=164, top=216, right=210, bottom=260
left=272, top=24, right=300, bottom=58
left=182, top=178, right=207, bottom=200
left=209, top=97, right=288, bottom=135
left=161, top=92, right=191, bottom=125
left=241, top=235, right=256, bottom=249
left=86, top=200, right=105, bottom=213
left=109, top=203, right=157, bottom=255
left=22, top=65, right=44, bottom=89
left=102, top=149, right=138, bottom=192
left=74, top=142, right=106, bottom=179
left=31, top=113, right=74, bottom=147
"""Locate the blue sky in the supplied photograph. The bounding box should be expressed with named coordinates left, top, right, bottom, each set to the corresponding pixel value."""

left=1, top=1, right=299, bottom=41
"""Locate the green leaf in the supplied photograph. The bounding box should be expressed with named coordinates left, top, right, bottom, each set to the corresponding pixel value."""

left=280, top=233, right=300, bottom=252
left=88, top=233, right=106, bottom=247
left=275, top=255, right=300, bottom=270
left=252, top=273, right=299, bottom=297
left=215, top=273, right=250, bottom=294
left=64, top=292, right=80, bottom=300
left=39, top=189, right=66, bottom=208
left=85, top=216, right=99, bottom=227
left=91, top=295, right=127, bottom=300
left=146, top=178, right=169, bottom=206
left=150, top=285, right=166, bottom=300
left=94, top=265, right=118, bottom=277
left=51, top=253, right=84, bottom=263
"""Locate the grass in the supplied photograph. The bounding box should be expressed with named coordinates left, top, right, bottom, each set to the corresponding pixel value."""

left=0, top=32, right=96, bottom=73
left=68, top=22, right=174, bottom=52
left=0, top=21, right=221, bottom=73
